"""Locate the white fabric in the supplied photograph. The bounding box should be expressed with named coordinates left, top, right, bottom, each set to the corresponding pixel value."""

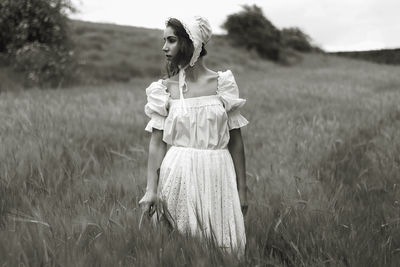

left=159, top=146, right=246, bottom=255
left=144, top=70, right=248, bottom=254
left=144, top=80, right=169, bottom=132
left=144, top=70, right=249, bottom=135
left=178, top=68, right=188, bottom=114
left=165, top=16, right=212, bottom=115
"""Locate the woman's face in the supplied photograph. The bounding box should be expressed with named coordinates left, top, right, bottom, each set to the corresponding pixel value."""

left=162, top=26, right=179, bottom=61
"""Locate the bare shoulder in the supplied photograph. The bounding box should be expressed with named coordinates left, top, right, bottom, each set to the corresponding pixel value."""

left=206, top=69, right=218, bottom=76
left=165, top=74, right=179, bottom=83
left=158, top=79, right=167, bottom=90
left=161, top=76, right=178, bottom=93
left=160, top=79, right=167, bottom=86
left=204, top=69, right=219, bottom=82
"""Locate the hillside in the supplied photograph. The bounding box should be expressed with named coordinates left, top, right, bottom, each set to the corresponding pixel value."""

left=70, top=20, right=276, bottom=85
left=2, top=19, right=399, bottom=91
left=330, top=48, right=400, bottom=65
left=1, top=19, right=270, bottom=91
left=0, top=19, right=308, bottom=91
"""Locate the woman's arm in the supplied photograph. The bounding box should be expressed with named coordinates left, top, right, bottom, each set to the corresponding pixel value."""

left=139, top=129, right=167, bottom=215
left=228, top=128, right=248, bottom=216
left=146, top=129, right=167, bottom=193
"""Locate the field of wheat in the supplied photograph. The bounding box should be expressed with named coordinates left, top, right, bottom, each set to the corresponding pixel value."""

left=1, top=35, right=400, bottom=266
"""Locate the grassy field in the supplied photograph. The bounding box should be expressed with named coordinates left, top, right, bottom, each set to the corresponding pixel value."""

left=1, top=21, right=400, bottom=265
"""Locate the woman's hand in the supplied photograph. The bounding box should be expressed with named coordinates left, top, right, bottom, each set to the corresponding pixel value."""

left=139, top=191, right=158, bottom=217
left=238, top=187, right=248, bottom=217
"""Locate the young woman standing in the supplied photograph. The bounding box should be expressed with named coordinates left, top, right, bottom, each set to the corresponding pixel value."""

left=139, top=16, right=249, bottom=255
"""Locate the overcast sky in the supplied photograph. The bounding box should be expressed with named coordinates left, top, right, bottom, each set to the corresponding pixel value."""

left=70, top=0, right=400, bottom=52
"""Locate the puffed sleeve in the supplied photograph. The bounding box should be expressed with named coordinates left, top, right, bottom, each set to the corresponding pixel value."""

left=144, top=80, right=170, bottom=132
left=217, top=70, right=249, bottom=130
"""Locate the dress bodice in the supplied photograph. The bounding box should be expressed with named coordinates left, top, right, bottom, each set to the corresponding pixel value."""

left=144, top=70, right=249, bottom=149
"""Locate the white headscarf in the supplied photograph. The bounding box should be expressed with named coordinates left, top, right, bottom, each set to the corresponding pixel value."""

left=165, top=16, right=212, bottom=114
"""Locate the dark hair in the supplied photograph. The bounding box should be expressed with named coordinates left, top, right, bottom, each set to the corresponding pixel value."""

left=164, top=18, right=208, bottom=78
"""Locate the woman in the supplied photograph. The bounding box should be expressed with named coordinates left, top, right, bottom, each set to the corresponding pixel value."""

left=139, top=16, right=249, bottom=255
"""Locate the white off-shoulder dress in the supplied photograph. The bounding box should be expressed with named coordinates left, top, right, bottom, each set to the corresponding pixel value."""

left=144, top=70, right=249, bottom=254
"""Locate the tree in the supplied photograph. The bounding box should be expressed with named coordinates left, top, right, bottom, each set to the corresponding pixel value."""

left=0, top=0, right=76, bottom=87
left=281, top=27, right=313, bottom=52
left=222, top=4, right=281, bottom=61
left=0, top=0, right=75, bottom=52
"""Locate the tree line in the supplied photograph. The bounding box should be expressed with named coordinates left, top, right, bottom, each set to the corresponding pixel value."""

left=222, top=5, right=319, bottom=62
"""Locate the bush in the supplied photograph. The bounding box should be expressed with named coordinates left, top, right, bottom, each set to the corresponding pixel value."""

left=222, top=4, right=281, bottom=61
left=281, top=27, right=313, bottom=52
left=0, top=0, right=76, bottom=88
left=13, top=42, right=76, bottom=87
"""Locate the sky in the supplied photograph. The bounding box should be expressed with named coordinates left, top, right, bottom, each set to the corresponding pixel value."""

left=70, top=0, right=400, bottom=52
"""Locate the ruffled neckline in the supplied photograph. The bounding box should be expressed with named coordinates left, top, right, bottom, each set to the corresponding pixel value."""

left=158, top=70, right=224, bottom=101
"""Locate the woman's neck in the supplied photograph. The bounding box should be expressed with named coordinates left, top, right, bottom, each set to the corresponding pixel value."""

left=184, top=57, right=208, bottom=82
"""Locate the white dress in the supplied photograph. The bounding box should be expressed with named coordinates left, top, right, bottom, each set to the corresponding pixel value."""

left=144, top=70, right=249, bottom=254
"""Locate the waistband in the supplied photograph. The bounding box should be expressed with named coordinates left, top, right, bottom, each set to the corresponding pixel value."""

left=169, top=145, right=228, bottom=152
left=168, top=95, right=222, bottom=108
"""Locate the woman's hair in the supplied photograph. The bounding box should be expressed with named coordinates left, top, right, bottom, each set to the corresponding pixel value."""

left=164, top=18, right=208, bottom=78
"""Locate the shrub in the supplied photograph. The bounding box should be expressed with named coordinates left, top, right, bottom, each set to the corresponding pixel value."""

left=13, top=42, right=76, bottom=88
left=222, top=4, right=281, bottom=61
left=281, top=27, right=313, bottom=52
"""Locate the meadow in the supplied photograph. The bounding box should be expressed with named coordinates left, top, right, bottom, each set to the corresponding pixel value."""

left=1, top=21, right=400, bottom=266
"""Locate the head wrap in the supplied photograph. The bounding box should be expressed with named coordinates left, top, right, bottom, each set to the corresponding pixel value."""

left=165, top=16, right=212, bottom=114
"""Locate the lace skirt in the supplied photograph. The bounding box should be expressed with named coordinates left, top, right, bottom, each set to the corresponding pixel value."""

left=157, top=145, right=246, bottom=255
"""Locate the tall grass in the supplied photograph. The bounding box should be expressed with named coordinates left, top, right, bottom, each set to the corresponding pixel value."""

left=1, top=53, right=400, bottom=266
